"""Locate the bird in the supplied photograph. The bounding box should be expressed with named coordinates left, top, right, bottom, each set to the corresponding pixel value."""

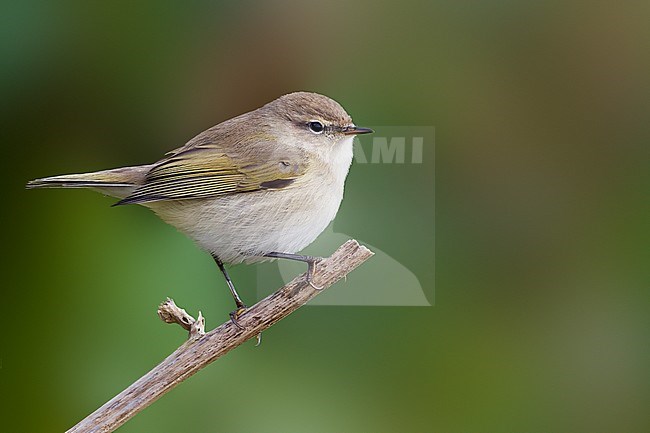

left=27, top=91, right=373, bottom=326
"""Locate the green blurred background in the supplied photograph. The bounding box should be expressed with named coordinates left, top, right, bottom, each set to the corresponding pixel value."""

left=2, top=1, right=649, bottom=432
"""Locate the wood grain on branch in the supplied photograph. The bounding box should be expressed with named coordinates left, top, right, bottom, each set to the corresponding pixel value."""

left=66, top=239, right=373, bottom=433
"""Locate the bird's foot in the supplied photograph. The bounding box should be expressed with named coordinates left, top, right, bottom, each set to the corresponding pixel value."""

left=306, top=257, right=324, bottom=290
left=229, top=305, right=248, bottom=330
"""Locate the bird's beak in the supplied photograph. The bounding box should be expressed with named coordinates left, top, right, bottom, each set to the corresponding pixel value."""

left=342, top=125, right=374, bottom=135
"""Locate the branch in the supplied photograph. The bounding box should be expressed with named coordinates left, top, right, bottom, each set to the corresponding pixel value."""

left=66, top=239, right=374, bottom=433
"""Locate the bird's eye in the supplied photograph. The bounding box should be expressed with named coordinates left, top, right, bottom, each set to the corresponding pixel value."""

left=308, top=121, right=324, bottom=134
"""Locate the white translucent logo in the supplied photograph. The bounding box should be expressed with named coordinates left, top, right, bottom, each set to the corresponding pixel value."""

left=256, top=126, right=434, bottom=306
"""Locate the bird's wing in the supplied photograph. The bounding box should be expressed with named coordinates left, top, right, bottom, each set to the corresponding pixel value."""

left=115, top=136, right=307, bottom=206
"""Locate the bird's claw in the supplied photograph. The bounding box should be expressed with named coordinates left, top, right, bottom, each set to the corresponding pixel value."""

left=229, top=306, right=247, bottom=330
left=306, top=259, right=324, bottom=290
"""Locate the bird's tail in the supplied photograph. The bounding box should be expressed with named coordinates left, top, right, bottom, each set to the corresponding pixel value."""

left=26, top=165, right=154, bottom=200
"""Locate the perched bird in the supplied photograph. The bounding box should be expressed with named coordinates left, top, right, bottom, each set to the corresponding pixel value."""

left=27, top=92, right=372, bottom=325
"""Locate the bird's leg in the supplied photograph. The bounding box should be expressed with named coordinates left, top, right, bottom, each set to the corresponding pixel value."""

left=212, top=255, right=247, bottom=329
left=264, top=252, right=324, bottom=290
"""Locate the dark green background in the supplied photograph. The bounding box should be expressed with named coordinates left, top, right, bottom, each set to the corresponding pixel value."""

left=2, top=1, right=649, bottom=432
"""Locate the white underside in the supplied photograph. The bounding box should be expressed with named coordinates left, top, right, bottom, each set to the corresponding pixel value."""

left=147, top=137, right=354, bottom=264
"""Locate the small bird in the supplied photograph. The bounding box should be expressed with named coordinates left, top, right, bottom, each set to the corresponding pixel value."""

left=27, top=92, right=372, bottom=325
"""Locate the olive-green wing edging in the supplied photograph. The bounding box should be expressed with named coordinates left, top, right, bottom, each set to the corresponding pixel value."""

left=113, top=150, right=307, bottom=206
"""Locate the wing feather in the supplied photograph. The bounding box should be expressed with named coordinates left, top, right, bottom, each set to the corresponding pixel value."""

left=115, top=139, right=307, bottom=206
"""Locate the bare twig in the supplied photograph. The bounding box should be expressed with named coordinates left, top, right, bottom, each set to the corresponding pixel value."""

left=157, top=298, right=205, bottom=338
left=66, top=239, right=373, bottom=433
